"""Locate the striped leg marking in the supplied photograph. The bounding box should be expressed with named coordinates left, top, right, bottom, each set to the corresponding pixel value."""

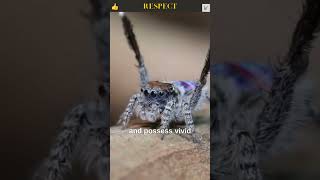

left=118, top=94, right=139, bottom=129
left=160, top=99, right=175, bottom=140
left=236, top=131, right=262, bottom=180
left=183, top=101, right=201, bottom=143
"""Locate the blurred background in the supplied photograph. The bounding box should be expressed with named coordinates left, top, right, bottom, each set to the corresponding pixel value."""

left=0, top=0, right=99, bottom=179
left=214, top=0, right=320, bottom=179
left=110, top=12, right=210, bottom=125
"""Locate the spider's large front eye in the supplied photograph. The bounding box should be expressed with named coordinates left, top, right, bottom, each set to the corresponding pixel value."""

left=144, top=90, right=148, bottom=96
left=150, top=91, right=156, bottom=97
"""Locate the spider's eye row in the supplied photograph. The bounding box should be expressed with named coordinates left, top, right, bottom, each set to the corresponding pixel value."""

left=150, top=91, right=156, bottom=97
left=144, top=90, right=148, bottom=95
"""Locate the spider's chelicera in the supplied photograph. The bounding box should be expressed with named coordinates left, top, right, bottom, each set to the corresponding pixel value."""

left=117, top=13, right=210, bottom=142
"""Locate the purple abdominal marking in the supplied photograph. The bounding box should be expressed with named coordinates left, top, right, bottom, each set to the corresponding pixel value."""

left=172, top=81, right=197, bottom=95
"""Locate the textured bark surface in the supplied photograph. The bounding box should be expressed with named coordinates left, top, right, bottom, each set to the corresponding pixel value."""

left=110, top=123, right=210, bottom=180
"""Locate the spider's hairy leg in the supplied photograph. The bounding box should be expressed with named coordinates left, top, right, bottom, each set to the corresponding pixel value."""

left=190, top=49, right=210, bottom=109
left=119, top=12, right=149, bottom=87
left=255, top=0, right=320, bottom=152
left=79, top=100, right=108, bottom=180
left=84, top=123, right=108, bottom=180
left=183, top=101, right=201, bottom=143
left=235, top=131, right=262, bottom=180
left=81, top=0, right=109, bottom=92
left=33, top=104, right=88, bottom=180
left=117, top=93, right=140, bottom=129
left=193, top=85, right=210, bottom=111
left=160, top=98, right=176, bottom=140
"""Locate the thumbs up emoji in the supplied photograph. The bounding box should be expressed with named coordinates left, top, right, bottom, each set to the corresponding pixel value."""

left=112, top=3, right=119, bottom=11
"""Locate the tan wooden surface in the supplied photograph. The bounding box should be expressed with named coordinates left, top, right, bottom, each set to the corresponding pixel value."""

left=110, top=123, right=210, bottom=180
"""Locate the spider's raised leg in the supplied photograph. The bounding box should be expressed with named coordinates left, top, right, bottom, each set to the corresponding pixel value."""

left=255, top=0, right=320, bottom=152
left=182, top=101, right=201, bottom=143
left=33, top=104, right=88, bottom=180
left=84, top=122, right=108, bottom=180
left=190, top=49, right=210, bottom=110
left=235, top=131, right=262, bottom=180
left=77, top=100, right=108, bottom=180
left=120, top=12, right=149, bottom=87
left=160, top=98, right=176, bottom=140
left=117, top=93, right=140, bottom=129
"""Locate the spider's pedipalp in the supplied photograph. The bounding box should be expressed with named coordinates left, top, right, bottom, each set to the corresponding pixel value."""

left=120, top=13, right=149, bottom=87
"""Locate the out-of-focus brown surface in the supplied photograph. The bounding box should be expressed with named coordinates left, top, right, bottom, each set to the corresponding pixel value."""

left=110, top=12, right=210, bottom=125
left=110, top=124, right=210, bottom=180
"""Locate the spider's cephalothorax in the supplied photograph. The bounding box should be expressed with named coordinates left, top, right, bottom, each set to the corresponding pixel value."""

left=141, top=81, right=177, bottom=109
left=122, top=80, right=202, bottom=123
left=212, top=0, right=320, bottom=179
left=135, top=81, right=178, bottom=122
left=117, top=13, right=210, bottom=142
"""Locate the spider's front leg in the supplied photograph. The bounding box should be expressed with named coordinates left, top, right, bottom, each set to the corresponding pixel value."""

left=82, top=100, right=109, bottom=180
left=117, top=93, right=140, bottom=129
left=86, top=123, right=108, bottom=180
left=160, top=99, right=176, bottom=140
left=235, top=131, right=262, bottom=180
left=183, top=101, right=201, bottom=143
left=33, top=104, right=88, bottom=180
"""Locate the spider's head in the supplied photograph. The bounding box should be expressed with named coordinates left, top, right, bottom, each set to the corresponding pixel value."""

left=140, top=81, right=177, bottom=101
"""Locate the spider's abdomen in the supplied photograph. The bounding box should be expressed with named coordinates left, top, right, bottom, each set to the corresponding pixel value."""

left=171, top=80, right=198, bottom=96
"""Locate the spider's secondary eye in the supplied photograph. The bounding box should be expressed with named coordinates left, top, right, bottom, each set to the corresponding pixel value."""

left=169, top=87, right=174, bottom=91
left=144, top=90, right=148, bottom=95
left=150, top=91, right=156, bottom=97
left=159, top=92, right=164, bottom=96
left=141, top=88, right=144, bottom=92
